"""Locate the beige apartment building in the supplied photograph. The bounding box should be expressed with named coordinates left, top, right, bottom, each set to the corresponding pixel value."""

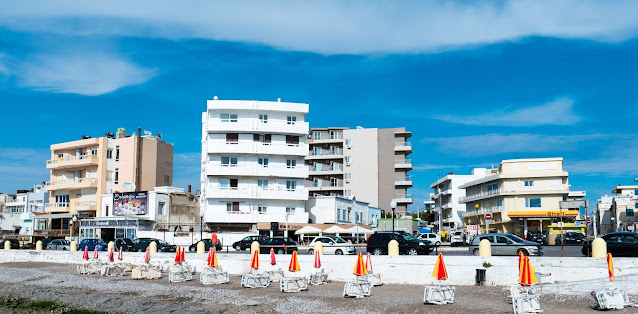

left=461, top=158, right=575, bottom=237
left=306, top=127, right=413, bottom=215
left=43, top=128, right=173, bottom=237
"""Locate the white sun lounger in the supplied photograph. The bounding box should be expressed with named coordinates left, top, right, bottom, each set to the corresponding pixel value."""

left=592, top=288, right=634, bottom=310
left=241, top=272, right=270, bottom=288
left=77, top=261, right=103, bottom=275
left=200, top=266, right=230, bottom=285
left=424, top=285, right=456, bottom=304
left=280, top=276, right=309, bottom=293
left=131, top=264, right=161, bottom=279
left=264, top=269, right=285, bottom=282
left=169, top=263, right=193, bottom=282
left=343, top=277, right=372, bottom=298
left=364, top=272, right=383, bottom=286
left=310, top=269, right=329, bottom=285
left=100, top=263, right=125, bottom=277
left=510, top=285, right=542, bottom=314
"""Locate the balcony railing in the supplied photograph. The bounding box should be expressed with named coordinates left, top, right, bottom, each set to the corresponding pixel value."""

left=46, top=178, right=98, bottom=186
left=395, top=159, right=412, bottom=166
left=47, top=154, right=98, bottom=165
left=308, top=151, right=343, bottom=157
left=463, top=206, right=504, bottom=217
left=394, top=142, right=412, bottom=151
left=395, top=194, right=413, bottom=202
left=45, top=203, right=70, bottom=208
left=460, top=184, right=570, bottom=202
left=394, top=176, right=413, bottom=185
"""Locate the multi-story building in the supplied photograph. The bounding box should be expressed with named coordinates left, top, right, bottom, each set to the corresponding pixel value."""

left=305, top=196, right=380, bottom=226
left=201, top=98, right=309, bottom=232
left=597, top=195, right=614, bottom=235
left=306, top=127, right=413, bottom=216
left=608, top=185, right=638, bottom=232
left=43, top=129, right=173, bottom=238
left=429, top=169, right=488, bottom=232
left=461, top=158, right=574, bottom=237
left=0, top=193, right=21, bottom=234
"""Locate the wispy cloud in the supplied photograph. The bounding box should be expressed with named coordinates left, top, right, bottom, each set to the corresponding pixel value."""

left=412, top=163, right=461, bottom=172
left=10, top=53, right=156, bottom=96
left=172, top=152, right=201, bottom=191
left=421, top=133, right=608, bottom=156
left=2, top=1, right=638, bottom=54
left=567, top=142, right=638, bottom=176
left=0, top=147, right=50, bottom=193
left=434, top=98, right=582, bottom=126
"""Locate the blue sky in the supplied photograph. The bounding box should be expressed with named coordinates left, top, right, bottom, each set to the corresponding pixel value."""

left=1, top=1, right=638, bottom=212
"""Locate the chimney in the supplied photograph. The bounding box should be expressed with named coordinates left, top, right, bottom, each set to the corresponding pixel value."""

left=188, top=185, right=192, bottom=193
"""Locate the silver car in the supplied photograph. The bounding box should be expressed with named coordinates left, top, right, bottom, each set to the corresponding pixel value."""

left=46, top=239, right=71, bottom=251
left=468, top=233, right=543, bottom=256
left=308, top=236, right=356, bottom=255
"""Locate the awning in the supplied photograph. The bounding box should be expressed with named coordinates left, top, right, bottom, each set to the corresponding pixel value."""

left=343, top=226, right=374, bottom=234
left=323, top=225, right=350, bottom=234
left=33, top=213, right=74, bottom=219
left=295, top=226, right=323, bottom=235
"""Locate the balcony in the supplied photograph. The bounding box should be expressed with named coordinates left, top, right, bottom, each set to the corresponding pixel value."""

left=206, top=141, right=308, bottom=156
left=306, top=151, right=343, bottom=160
left=205, top=186, right=308, bottom=201
left=394, top=159, right=412, bottom=169
left=309, top=134, right=344, bottom=144
left=206, top=163, right=308, bottom=178
left=206, top=118, right=309, bottom=135
left=46, top=155, right=99, bottom=169
left=34, top=229, right=71, bottom=236
left=459, top=184, right=570, bottom=203
left=45, top=178, right=98, bottom=191
left=394, top=194, right=413, bottom=203
left=394, top=142, right=412, bottom=153
left=74, top=201, right=97, bottom=212
left=308, top=165, right=343, bottom=176
left=442, top=202, right=453, bottom=209
left=463, top=206, right=504, bottom=217
left=307, top=183, right=344, bottom=191
left=394, top=176, right=413, bottom=186
left=45, top=203, right=70, bottom=213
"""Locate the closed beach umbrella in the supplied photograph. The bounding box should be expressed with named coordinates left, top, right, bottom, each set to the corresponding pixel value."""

left=288, top=250, right=300, bottom=272
left=93, top=246, right=99, bottom=259
left=353, top=252, right=368, bottom=277
left=118, top=246, right=123, bottom=261
left=270, top=248, right=276, bottom=265
left=108, top=247, right=114, bottom=263
left=314, top=249, right=322, bottom=268
left=519, top=256, right=538, bottom=285
left=607, top=253, right=615, bottom=282
left=180, top=247, right=185, bottom=263
left=250, top=249, right=259, bottom=270
left=365, top=253, right=373, bottom=273
left=210, top=248, right=219, bottom=268
left=144, top=247, right=150, bottom=264
left=174, top=248, right=181, bottom=264
left=432, top=253, right=448, bottom=281
left=518, top=251, right=524, bottom=276
left=82, top=246, right=89, bottom=261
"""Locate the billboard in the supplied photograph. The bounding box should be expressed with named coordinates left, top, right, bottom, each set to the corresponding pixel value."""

left=113, top=191, right=148, bottom=215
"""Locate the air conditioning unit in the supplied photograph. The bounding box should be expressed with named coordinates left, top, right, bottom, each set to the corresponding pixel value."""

left=346, top=144, right=352, bottom=149
left=345, top=179, right=351, bottom=183
left=345, top=162, right=351, bottom=166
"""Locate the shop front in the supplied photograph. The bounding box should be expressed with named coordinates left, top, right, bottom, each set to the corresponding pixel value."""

left=507, top=209, right=579, bottom=239
left=79, top=218, right=139, bottom=242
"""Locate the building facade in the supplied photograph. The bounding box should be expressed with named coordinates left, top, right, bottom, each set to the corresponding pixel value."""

left=43, top=129, right=173, bottom=238
left=461, top=158, right=574, bottom=237
left=429, top=169, right=487, bottom=232
left=201, top=98, right=310, bottom=232
left=608, top=185, right=638, bottom=232
left=305, top=196, right=380, bottom=227
left=306, top=127, right=413, bottom=215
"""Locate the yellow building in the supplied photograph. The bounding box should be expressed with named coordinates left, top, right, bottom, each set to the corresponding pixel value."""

left=461, top=158, right=580, bottom=237
left=41, top=128, right=173, bottom=238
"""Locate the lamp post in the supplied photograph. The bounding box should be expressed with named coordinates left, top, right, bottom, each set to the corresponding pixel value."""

left=199, top=209, right=205, bottom=241
left=71, top=215, right=77, bottom=239
left=390, top=199, right=397, bottom=234
left=285, top=213, right=289, bottom=238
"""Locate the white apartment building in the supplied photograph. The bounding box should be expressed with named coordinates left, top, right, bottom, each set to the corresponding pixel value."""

left=305, top=196, right=381, bottom=227
left=607, top=186, right=638, bottom=232
left=461, top=158, right=574, bottom=237
left=597, top=195, right=614, bottom=235
left=201, top=98, right=310, bottom=232
left=429, top=169, right=487, bottom=232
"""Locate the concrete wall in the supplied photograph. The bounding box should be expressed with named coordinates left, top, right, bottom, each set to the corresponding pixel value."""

left=2, top=250, right=637, bottom=294
left=344, top=128, right=379, bottom=208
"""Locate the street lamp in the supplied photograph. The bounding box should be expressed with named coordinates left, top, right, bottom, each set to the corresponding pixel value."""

left=390, top=199, right=397, bottom=234
left=199, top=209, right=205, bottom=241
left=71, top=216, right=77, bottom=238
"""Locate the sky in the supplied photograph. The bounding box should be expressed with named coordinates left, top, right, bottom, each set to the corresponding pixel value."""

left=1, top=1, right=638, bottom=213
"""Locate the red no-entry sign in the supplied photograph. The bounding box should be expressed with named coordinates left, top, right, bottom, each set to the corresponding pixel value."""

left=587, top=218, right=592, bottom=224
left=484, top=213, right=492, bottom=220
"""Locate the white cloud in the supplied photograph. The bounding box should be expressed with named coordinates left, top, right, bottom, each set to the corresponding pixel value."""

left=567, top=142, right=638, bottom=176
left=14, top=53, right=156, bottom=96
left=0, top=147, right=50, bottom=193
left=434, top=98, right=582, bottom=126
left=412, top=163, right=461, bottom=171
left=172, top=152, right=201, bottom=191
left=1, top=1, right=638, bottom=54
left=421, top=133, right=608, bottom=156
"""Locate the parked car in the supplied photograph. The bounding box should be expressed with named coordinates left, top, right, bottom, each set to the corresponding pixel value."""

left=582, top=231, right=638, bottom=257
left=114, top=238, right=136, bottom=252
left=189, top=239, right=222, bottom=252
left=78, top=238, right=108, bottom=251
left=232, top=235, right=269, bottom=251
left=468, top=233, right=543, bottom=256
left=367, top=231, right=432, bottom=255
left=308, top=236, right=356, bottom=255
left=418, top=233, right=441, bottom=246
left=527, top=231, right=545, bottom=244
left=133, top=238, right=177, bottom=252
left=0, top=239, right=20, bottom=250
left=555, top=232, right=585, bottom=245
left=46, top=239, right=70, bottom=250
left=40, top=237, right=55, bottom=250
left=259, top=237, right=297, bottom=254
left=450, top=231, right=466, bottom=247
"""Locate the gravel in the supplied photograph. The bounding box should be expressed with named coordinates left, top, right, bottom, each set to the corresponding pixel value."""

left=0, top=262, right=635, bottom=313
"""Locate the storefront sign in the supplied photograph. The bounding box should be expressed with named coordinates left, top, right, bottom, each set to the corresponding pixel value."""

left=113, top=191, right=148, bottom=215
left=80, top=219, right=139, bottom=228
left=508, top=210, right=578, bottom=218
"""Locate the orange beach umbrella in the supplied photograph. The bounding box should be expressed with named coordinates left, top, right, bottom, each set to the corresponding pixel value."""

left=518, top=251, right=524, bottom=275
left=174, top=248, right=181, bottom=264
left=607, top=253, right=615, bottom=282
left=432, top=253, right=448, bottom=281
left=208, top=247, right=219, bottom=267
left=288, top=250, right=300, bottom=272
left=250, top=249, right=260, bottom=270
left=180, top=247, right=185, bottom=263
left=82, top=246, right=89, bottom=261
left=314, top=249, right=322, bottom=268
left=353, top=252, right=368, bottom=277
left=518, top=256, right=538, bottom=285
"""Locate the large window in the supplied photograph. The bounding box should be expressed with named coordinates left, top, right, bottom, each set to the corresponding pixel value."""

left=259, top=114, right=268, bottom=123
left=525, top=198, right=541, bottom=208
left=220, top=114, right=238, bottom=122
left=286, top=180, right=296, bottom=191
left=287, top=116, right=296, bottom=124
left=226, top=202, right=240, bottom=212
left=221, top=156, right=238, bottom=166
left=313, top=132, right=321, bottom=140
left=253, top=134, right=271, bottom=144
left=258, top=179, right=269, bottom=189
left=226, top=133, right=238, bottom=144
left=286, top=135, right=300, bottom=146
left=286, top=158, right=297, bottom=168
left=487, top=183, right=498, bottom=192
left=258, top=157, right=269, bottom=167
left=313, top=147, right=322, bottom=155
left=524, top=180, right=534, bottom=187
left=220, top=178, right=238, bottom=190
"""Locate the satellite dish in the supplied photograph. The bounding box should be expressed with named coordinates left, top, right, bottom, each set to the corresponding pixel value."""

left=122, top=182, right=136, bottom=192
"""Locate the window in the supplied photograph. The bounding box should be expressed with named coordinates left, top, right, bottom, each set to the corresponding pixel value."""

left=107, top=149, right=113, bottom=159
left=487, top=183, right=498, bottom=192
left=221, top=156, right=238, bottom=166
left=253, top=134, right=271, bottom=144
left=219, top=178, right=230, bottom=189
left=313, top=147, right=322, bottom=155
left=331, top=162, right=340, bottom=171
left=287, top=116, right=296, bottom=124
left=313, top=178, right=322, bottom=187
left=330, top=178, right=338, bottom=187
left=496, top=199, right=503, bottom=207
left=496, top=236, right=509, bottom=244
left=331, top=146, right=340, bottom=155
left=157, top=202, right=165, bottom=215
left=258, top=157, right=269, bottom=167
left=525, top=198, right=541, bottom=208
left=344, top=173, right=352, bottom=181
left=345, top=190, right=352, bottom=197
left=226, top=133, right=239, bottom=144
left=330, top=131, right=341, bottom=139
left=524, top=180, right=534, bottom=187
left=344, top=156, right=352, bottom=164
left=345, top=139, right=352, bottom=148
left=226, top=202, right=240, bottom=212
left=258, top=179, right=269, bottom=189
left=627, top=208, right=635, bottom=216
left=314, top=163, right=322, bottom=171
left=91, top=149, right=98, bottom=156
left=164, top=175, right=170, bottom=184
left=57, top=153, right=64, bottom=158
left=313, top=132, right=321, bottom=140
left=286, top=180, right=296, bottom=191
left=220, top=114, right=238, bottom=122
left=258, top=206, right=267, bottom=213
left=114, top=168, right=119, bottom=184
left=259, top=114, right=268, bottom=123
left=286, top=207, right=295, bottom=214
left=115, top=146, right=120, bottom=161
left=286, top=158, right=296, bottom=168
left=286, top=135, right=299, bottom=146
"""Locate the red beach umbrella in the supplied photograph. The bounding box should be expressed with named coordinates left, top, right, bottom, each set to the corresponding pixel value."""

left=270, top=248, right=276, bottom=266
left=353, top=252, right=368, bottom=277
left=144, top=247, right=150, bottom=264
left=518, top=251, right=524, bottom=277
left=250, top=249, right=260, bottom=270
left=93, top=246, right=99, bottom=259
left=288, top=250, right=300, bottom=272
left=118, top=246, right=123, bottom=261
left=432, top=253, right=448, bottom=281
left=365, top=253, right=373, bottom=272
left=180, top=247, right=185, bottom=263
left=174, top=248, right=181, bottom=264
left=82, top=246, right=89, bottom=261
left=314, top=249, right=322, bottom=269
left=108, top=247, right=114, bottom=263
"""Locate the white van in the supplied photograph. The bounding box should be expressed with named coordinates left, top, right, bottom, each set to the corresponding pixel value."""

left=418, top=233, right=441, bottom=246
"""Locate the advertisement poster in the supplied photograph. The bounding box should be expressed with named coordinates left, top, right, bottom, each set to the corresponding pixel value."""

left=113, top=191, right=148, bottom=215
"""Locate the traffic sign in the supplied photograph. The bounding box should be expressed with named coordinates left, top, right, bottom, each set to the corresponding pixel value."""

left=484, top=213, right=492, bottom=220
left=587, top=218, right=592, bottom=224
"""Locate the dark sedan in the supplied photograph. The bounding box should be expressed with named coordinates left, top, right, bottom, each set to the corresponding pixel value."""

left=0, top=239, right=20, bottom=250
left=556, top=232, right=585, bottom=245
left=582, top=231, right=638, bottom=257
left=259, top=237, right=297, bottom=254
left=232, top=235, right=269, bottom=251
left=189, top=239, right=222, bottom=252
left=114, top=238, right=136, bottom=252
left=134, top=238, right=177, bottom=252
left=78, top=238, right=107, bottom=251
